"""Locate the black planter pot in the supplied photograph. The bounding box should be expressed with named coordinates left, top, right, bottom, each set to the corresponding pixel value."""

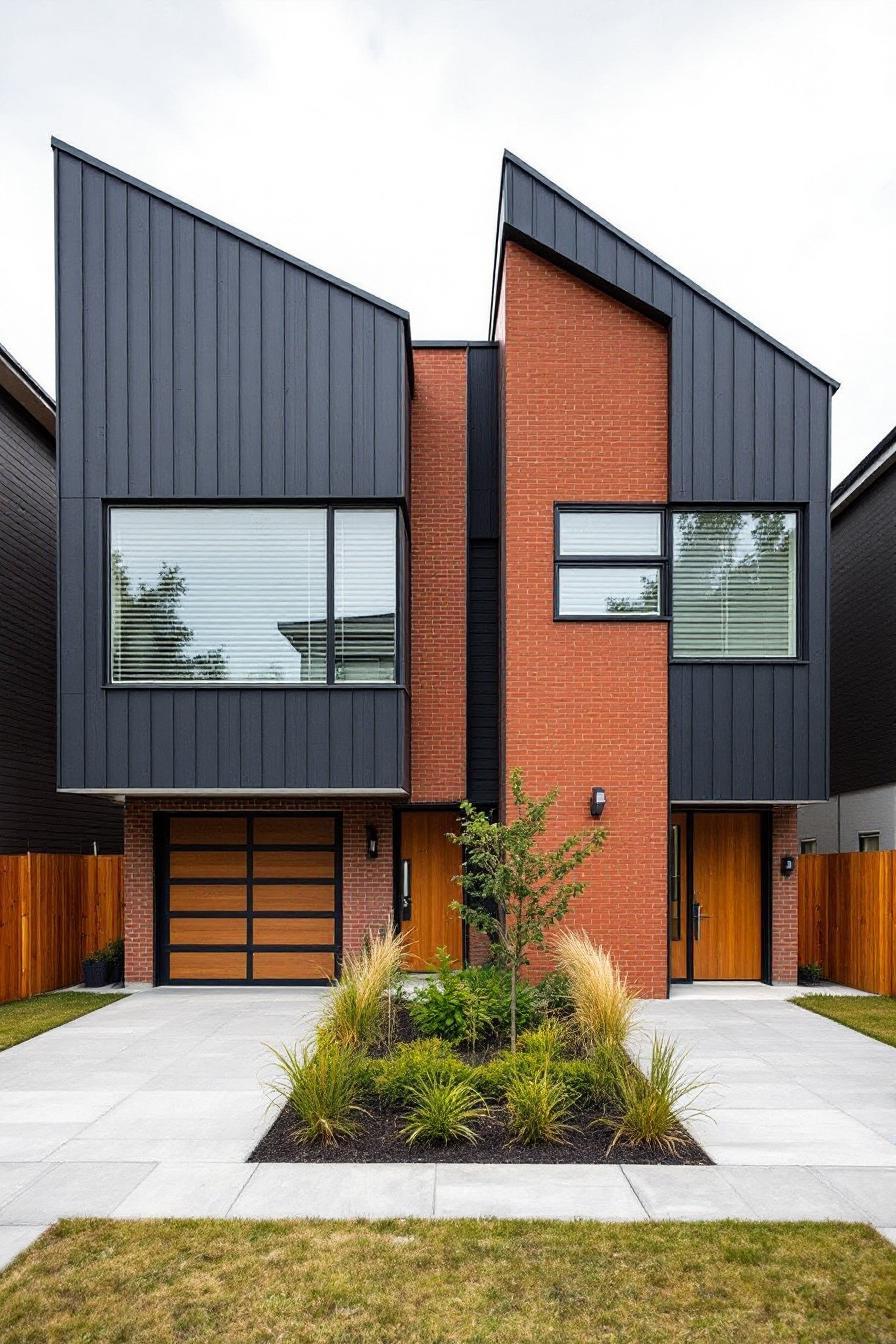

left=108, top=958, right=124, bottom=986
left=83, top=959, right=111, bottom=988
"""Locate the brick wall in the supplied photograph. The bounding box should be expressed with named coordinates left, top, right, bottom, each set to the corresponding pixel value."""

left=771, top=804, right=799, bottom=983
left=501, top=242, right=669, bottom=996
left=123, top=796, right=393, bottom=984
left=408, top=348, right=467, bottom=803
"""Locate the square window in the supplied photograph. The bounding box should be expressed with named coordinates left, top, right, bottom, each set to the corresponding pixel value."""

left=858, top=832, right=880, bottom=853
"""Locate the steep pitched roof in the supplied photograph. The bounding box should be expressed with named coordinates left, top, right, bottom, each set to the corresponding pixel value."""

left=50, top=139, right=415, bottom=380
left=490, top=150, right=838, bottom=389
left=832, top=421, right=896, bottom=516
left=0, top=340, right=55, bottom=436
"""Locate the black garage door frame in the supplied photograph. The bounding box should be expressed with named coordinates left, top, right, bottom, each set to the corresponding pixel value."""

left=153, top=810, right=343, bottom=986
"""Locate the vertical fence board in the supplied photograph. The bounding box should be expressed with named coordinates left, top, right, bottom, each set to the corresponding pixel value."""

left=0, top=854, right=124, bottom=1005
left=798, top=852, right=895, bottom=995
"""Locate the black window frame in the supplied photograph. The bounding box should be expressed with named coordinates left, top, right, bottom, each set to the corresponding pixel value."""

left=858, top=831, right=880, bottom=853
left=553, top=503, right=669, bottom=623
left=668, top=504, right=805, bottom=665
left=799, top=838, right=818, bottom=855
left=104, top=500, right=405, bottom=690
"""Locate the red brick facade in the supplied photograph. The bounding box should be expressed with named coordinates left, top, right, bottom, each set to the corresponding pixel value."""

left=408, top=347, right=467, bottom=803
left=123, top=797, right=393, bottom=984
left=500, top=243, right=670, bottom=995
left=771, top=804, right=799, bottom=983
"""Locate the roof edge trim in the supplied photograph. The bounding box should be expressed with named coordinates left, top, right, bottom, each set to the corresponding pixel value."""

left=495, top=150, right=839, bottom=390
left=831, top=422, right=896, bottom=516
left=0, top=341, right=55, bottom=436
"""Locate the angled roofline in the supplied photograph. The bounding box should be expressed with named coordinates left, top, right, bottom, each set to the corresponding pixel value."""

left=489, top=150, right=839, bottom=390
left=51, top=138, right=415, bottom=382
left=0, top=340, right=55, bottom=437
left=831, top=421, right=896, bottom=518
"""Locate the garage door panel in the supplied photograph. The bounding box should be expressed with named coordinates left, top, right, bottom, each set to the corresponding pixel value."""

left=252, top=917, right=334, bottom=946
left=253, top=816, right=335, bottom=846
left=253, top=951, right=334, bottom=980
left=169, top=816, right=247, bottom=845
left=168, top=885, right=248, bottom=912
left=251, top=884, right=335, bottom=912
left=169, top=850, right=247, bottom=879
left=169, top=918, right=248, bottom=945
left=169, top=951, right=247, bottom=979
left=252, top=850, right=335, bottom=880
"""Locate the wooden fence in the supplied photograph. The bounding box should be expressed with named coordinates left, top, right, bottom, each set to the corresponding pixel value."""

left=0, top=854, right=123, bottom=1004
left=798, top=851, right=896, bottom=995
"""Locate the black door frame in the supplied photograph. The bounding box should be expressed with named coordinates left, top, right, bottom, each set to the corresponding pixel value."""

left=668, top=806, right=771, bottom=986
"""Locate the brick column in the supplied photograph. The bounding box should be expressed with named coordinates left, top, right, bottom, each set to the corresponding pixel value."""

left=770, top=804, right=798, bottom=983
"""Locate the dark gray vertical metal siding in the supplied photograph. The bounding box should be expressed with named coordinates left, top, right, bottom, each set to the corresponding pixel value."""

left=0, top=387, right=122, bottom=851
left=466, top=346, right=500, bottom=808
left=499, top=157, right=831, bottom=802
left=55, top=143, right=410, bottom=794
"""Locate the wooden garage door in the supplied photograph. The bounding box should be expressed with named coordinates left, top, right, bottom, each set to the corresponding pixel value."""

left=160, top=813, right=340, bottom=984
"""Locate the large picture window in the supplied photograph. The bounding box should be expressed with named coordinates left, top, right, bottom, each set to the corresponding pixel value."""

left=672, top=510, right=798, bottom=658
left=109, top=506, right=397, bottom=685
left=554, top=506, right=665, bottom=619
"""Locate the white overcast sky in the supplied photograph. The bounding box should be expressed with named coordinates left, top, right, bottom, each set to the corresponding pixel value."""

left=2, top=0, right=894, bottom=484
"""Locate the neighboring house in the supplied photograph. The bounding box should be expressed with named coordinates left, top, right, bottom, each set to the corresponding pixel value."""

left=799, top=424, right=896, bottom=855
left=0, top=341, right=122, bottom=854
left=53, top=140, right=835, bottom=994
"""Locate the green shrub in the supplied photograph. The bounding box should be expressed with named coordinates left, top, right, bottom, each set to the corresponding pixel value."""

left=532, top=969, right=572, bottom=1018
left=517, top=1018, right=571, bottom=1061
left=798, top=961, right=824, bottom=986
left=320, top=928, right=404, bottom=1050
left=408, top=954, right=537, bottom=1047
left=504, top=1067, right=574, bottom=1145
left=372, top=1038, right=472, bottom=1107
left=471, top=1052, right=601, bottom=1111
left=600, top=1035, right=706, bottom=1155
left=400, top=1074, right=489, bottom=1145
left=269, top=1041, right=366, bottom=1145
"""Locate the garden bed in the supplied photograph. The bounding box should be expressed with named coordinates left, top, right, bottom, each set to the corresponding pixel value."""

left=250, top=1092, right=708, bottom=1165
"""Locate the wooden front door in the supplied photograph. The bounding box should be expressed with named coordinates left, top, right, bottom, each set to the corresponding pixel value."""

left=691, top=812, right=762, bottom=980
left=398, top=810, right=463, bottom=971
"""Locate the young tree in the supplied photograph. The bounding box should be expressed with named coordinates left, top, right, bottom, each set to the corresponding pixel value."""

left=448, top=769, right=605, bottom=1049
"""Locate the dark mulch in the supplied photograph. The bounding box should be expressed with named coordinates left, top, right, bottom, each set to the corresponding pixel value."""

left=249, top=1099, right=709, bottom=1165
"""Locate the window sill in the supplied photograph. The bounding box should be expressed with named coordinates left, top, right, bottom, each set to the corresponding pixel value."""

left=553, top=615, right=670, bottom=624
left=669, top=659, right=808, bottom=666
left=101, top=682, right=408, bottom=692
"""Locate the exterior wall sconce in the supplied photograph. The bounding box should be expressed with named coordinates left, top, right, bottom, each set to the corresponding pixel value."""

left=780, top=854, right=795, bottom=878
left=590, top=787, right=606, bottom=819
left=366, top=825, right=379, bottom=859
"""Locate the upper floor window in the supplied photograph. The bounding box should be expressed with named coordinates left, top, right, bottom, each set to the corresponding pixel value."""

left=555, top=507, right=665, bottom=619
left=858, top=831, right=880, bottom=853
left=109, top=506, right=397, bottom=685
left=672, top=510, right=797, bottom=659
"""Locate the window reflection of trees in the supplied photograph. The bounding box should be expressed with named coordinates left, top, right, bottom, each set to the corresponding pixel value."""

left=111, top=552, right=228, bottom=681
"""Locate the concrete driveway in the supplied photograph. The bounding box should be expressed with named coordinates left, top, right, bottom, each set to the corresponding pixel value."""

left=0, top=983, right=893, bottom=1268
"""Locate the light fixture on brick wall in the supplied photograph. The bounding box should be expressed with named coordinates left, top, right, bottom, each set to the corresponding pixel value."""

left=780, top=854, right=795, bottom=878
left=589, top=787, right=606, bottom=819
left=366, top=825, right=379, bottom=859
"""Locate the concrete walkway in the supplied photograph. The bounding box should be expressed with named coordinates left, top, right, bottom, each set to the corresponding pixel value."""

left=0, top=984, right=893, bottom=1269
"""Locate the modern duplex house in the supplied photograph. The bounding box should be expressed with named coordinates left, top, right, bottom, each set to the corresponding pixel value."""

left=799, top=423, right=896, bottom=854
left=53, top=140, right=835, bottom=995
left=0, top=341, right=121, bottom=856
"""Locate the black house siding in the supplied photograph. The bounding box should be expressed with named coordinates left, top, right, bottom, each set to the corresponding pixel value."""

left=0, top=388, right=121, bottom=851
left=466, top=345, right=500, bottom=809
left=830, top=468, right=896, bottom=794
left=55, top=142, right=411, bottom=795
left=495, top=155, right=832, bottom=803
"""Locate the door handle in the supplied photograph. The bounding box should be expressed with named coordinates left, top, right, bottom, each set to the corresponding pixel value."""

left=400, top=859, right=411, bottom=921
left=692, top=900, right=711, bottom=941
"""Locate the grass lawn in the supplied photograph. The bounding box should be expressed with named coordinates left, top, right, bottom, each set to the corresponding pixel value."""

left=0, top=1219, right=893, bottom=1344
left=793, top=993, right=896, bottom=1048
left=0, top=991, right=125, bottom=1051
